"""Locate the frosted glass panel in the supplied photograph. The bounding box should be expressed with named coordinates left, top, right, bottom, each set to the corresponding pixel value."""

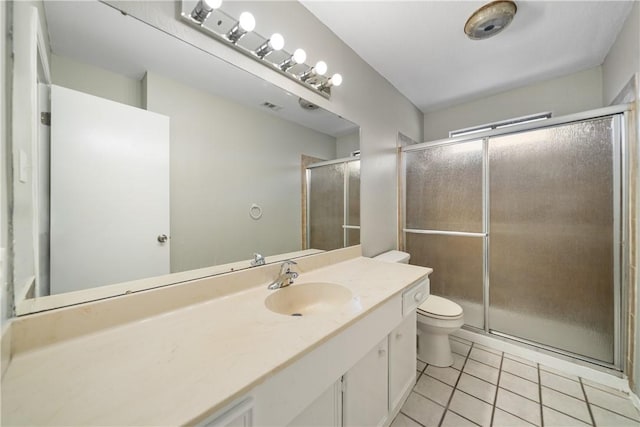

left=347, top=161, right=360, bottom=226
left=347, top=229, right=360, bottom=246
left=406, top=233, right=484, bottom=328
left=405, top=141, right=482, bottom=232
left=309, top=164, right=344, bottom=251
left=489, top=117, right=615, bottom=363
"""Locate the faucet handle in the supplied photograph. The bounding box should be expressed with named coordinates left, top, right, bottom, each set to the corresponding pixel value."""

left=280, top=259, right=298, bottom=272
left=251, top=252, right=265, bottom=266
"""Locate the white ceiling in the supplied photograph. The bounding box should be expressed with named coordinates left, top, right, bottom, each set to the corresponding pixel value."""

left=301, top=1, right=634, bottom=112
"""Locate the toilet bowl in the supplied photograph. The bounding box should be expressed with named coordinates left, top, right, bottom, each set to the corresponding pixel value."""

left=417, top=295, right=464, bottom=367
left=373, top=250, right=464, bottom=368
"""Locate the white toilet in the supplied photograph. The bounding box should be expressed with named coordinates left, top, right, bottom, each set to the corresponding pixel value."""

left=373, top=250, right=464, bottom=368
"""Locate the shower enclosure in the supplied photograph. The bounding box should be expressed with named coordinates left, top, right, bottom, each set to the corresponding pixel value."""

left=402, top=106, right=630, bottom=369
left=306, top=158, right=360, bottom=251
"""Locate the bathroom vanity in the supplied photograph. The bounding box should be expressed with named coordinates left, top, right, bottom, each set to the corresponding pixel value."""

left=1, top=247, right=431, bottom=426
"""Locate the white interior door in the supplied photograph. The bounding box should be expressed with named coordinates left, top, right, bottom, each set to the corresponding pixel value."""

left=50, top=85, right=170, bottom=295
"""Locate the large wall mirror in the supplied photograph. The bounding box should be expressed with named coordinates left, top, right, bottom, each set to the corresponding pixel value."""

left=12, top=0, right=360, bottom=314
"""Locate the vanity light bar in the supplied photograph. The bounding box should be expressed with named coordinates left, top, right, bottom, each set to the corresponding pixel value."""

left=182, top=0, right=340, bottom=98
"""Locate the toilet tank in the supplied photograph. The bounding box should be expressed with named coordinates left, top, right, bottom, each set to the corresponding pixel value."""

left=373, top=250, right=410, bottom=264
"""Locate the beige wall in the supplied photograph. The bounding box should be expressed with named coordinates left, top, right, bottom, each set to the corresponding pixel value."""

left=423, top=67, right=604, bottom=142
left=144, top=72, right=337, bottom=272
left=51, top=55, right=143, bottom=108
left=336, top=130, right=360, bottom=158
left=602, top=2, right=639, bottom=105
left=107, top=0, right=424, bottom=259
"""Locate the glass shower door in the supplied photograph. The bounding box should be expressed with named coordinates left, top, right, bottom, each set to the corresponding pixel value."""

left=404, top=141, right=485, bottom=329
left=488, top=117, right=619, bottom=363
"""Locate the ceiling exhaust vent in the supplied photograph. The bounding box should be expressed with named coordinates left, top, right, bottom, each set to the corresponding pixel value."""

left=261, top=101, right=283, bottom=111
left=298, top=98, right=320, bottom=111
left=464, top=0, right=517, bottom=40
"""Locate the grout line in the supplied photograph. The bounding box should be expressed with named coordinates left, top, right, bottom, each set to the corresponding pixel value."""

left=540, top=384, right=588, bottom=403
left=423, top=371, right=459, bottom=389
left=538, top=363, right=544, bottom=427
left=437, top=342, right=474, bottom=427
left=579, top=378, right=596, bottom=426
left=497, top=385, right=540, bottom=405
left=588, top=401, right=640, bottom=423
left=447, top=408, right=483, bottom=427
left=582, top=381, right=631, bottom=399
left=399, top=410, right=428, bottom=427
left=467, top=354, right=502, bottom=370
left=500, top=369, right=539, bottom=386
left=495, top=406, right=539, bottom=427
left=490, top=352, right=504, bottom=426
left=541, top=403, right=599, bottom=426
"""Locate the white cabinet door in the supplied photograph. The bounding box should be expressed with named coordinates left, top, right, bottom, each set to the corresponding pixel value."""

left=343, top=337, right=389, bottom=427
left=199, top=398, right=253, bottom=427
left=389, top=312, right=417, bottom=413
left=288, top=380, right=341, bottom=427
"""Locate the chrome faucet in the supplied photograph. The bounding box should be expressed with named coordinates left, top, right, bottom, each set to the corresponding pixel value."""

left=268, top=260, right=299, bottom=290
left=250, top=253, right=265, bottom=267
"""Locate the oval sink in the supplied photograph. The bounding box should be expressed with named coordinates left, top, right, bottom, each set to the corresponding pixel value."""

left=265, top=282, right=352, bottom=316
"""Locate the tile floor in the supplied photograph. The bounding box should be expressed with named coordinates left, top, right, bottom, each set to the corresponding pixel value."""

left=392, top=336, right=640, bottom=427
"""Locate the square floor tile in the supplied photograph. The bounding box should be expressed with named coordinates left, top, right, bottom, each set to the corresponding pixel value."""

left=401, top=392, right=445, bottom=427
left=502, top=358, right=539, bottom=383
left=441, top=410, right=477, bottom=427
left=492, top=408, right=537, bottom=427
left=504, top=353, right=537, bottom=367
left=457, top=372, right=496, bottom=404
left=469, top=347, right=502, bottom=368
left=499, top=371, right=540, bottom=402
left=450, top=339, right=471, bottom=357
left=448, top=390, right=493, bottom=426
left=390, top=413, right=422, bottom=427
left=584, top=385, right=640, bottom=421
left=463, top=358, right=499, bottom=384
left=591, top=405, right=640, bottom=427
left=452, top=352, right=466, bottom=371
left=541, top=386, right=591, bottom=424
left=417, top=359, right=426, bottom=371
left=539, top=370, right=583, bottom=400
left=539, top=364, right=579, bottom=381
left=425, top=365, right=461, bottom=387
left=496, top=388, right=541, bottom=426
left=542, top=405, right=590, bottom=427
left=414, top=374, right=454, bottom=407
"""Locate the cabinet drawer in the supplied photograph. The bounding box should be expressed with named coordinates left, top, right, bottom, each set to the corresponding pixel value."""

left=402, top=278, right=429, bottom=316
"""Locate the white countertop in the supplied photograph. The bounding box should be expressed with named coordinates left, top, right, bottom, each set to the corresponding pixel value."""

left=1, top=257, right=431, bottom=426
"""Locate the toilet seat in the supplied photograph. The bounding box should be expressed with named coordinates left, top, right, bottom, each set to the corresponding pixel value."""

left=418, top=295, right=463, bottom=320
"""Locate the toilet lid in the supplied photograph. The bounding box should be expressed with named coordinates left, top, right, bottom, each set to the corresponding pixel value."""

left=418, top=295, right=463, bottom=318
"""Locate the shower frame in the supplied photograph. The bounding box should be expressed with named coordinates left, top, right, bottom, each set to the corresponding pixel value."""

left=306, top=156, right=361, bottom=250
left=401, top=104, right=632, bottom=371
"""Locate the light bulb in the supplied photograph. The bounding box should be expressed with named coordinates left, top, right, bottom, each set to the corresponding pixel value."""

left=292, top=49, right=306, bottom=64
left=239, top=12, right=255, bottom=32
left=204, top=0, right=222, bottom=9
left=314, top=61, right=327, bottom=76
left=269, top=33, right=285, bottom=51
left=330, top=73, right=342, bottom=87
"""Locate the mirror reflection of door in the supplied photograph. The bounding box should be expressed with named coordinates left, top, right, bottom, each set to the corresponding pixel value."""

left=49, top=85, right=170, bottom=294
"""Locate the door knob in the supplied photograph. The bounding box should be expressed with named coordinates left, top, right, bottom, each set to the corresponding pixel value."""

left=157, top=234, right=168, bottom=243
